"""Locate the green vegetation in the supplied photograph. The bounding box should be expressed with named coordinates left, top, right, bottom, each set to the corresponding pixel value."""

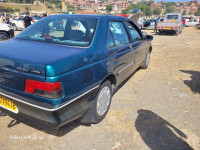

left=121, top=2, right=153, bottom=17
left=0, top=5, right=20, bottom=13
left=165, top=7, right=175, bottom=13
left=153, top=7, right=161, bottom=15
left=182, top=9, right=187, bottom=15
left=194, top=8, right=200, bottom=16
left=67, top=3, right=76, bottom=12
left=25, top=5, right=30, bottom=11
left=166, top=2, right=177, bottom=8
left=106, top=5, right=112, bottom=13
left=47, top=4, right=54, bottom=10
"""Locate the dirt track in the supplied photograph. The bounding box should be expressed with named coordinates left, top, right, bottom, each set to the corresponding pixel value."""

left=1, top=27, right=200, bottom=150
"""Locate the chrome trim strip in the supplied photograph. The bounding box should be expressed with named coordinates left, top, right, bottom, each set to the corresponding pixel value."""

left=118, top=61, right=135, bottom=74
left=117, top=53, right=147, bottom=74
left=0, top=86, right=99, bottom=112
left=135, top=53, right=146, bottom=62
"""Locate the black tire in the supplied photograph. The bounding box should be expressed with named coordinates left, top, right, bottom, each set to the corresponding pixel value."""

left=0, top=32, right=9, bottom=41
left=87, top=81, right=112, bottom=124
left=140, top=51, right=151, bottom=69
left=175, top=30, right=179, bottom=36
left=12, top=24, right=18, bottom=31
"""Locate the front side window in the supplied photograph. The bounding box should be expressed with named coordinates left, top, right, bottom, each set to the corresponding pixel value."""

left=107, top=30, right=115, bottom=48
left=15, top=16, right=98, bottom=47
left=109, top=21, right=129, bottom=46
left=125, top=21, right=141, bottom=41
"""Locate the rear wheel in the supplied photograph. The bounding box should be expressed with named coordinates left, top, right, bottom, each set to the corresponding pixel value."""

left=92, top=81, right=112, bottom=123
left=0, top=32, right=9, bottom=41
left=175, top=30, right=179, bottom=36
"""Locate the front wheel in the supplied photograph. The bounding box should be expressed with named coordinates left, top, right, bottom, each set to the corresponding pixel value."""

left=0, top=32, right=9, bottom=41
left=140, top=51, right=151, bottom=69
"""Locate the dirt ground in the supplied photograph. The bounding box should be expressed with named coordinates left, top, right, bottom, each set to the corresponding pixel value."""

left=1, top=27, right=200, bottom=150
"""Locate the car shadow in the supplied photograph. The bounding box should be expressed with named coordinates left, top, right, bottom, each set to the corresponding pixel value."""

left=135, top=109, right=194, bottom=150
left=114, top=68, right=140, bottom=94
left=180, top=70, right=200, bottom=94
left=0, top=111, right=6, bottom=117
left=7, top=118, right=90, bottom=137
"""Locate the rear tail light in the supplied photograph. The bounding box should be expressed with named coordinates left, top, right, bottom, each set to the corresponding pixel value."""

left=25, top=79, right=63, bottom=99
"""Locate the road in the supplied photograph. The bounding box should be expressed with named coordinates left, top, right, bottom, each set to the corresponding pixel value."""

left=1, top=27, right=200, bottom=150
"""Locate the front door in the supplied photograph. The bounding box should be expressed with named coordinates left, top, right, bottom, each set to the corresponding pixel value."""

left=108, top=20, right=134, bottom=85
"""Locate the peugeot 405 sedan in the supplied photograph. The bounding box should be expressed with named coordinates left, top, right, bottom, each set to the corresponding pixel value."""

left=0, top=15, right=153, bottom=129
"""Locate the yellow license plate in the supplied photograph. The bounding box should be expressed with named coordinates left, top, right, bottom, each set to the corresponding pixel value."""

left=164, top=27, right=171, bottom=29
left=169, top=20, right=175, bottom=22
left=0, top=97, right=18, bottom=113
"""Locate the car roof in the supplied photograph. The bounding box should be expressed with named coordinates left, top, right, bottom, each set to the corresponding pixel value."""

left=166, top=13, right=181, bottom=15
left=46, top=14, right=129, bottom=20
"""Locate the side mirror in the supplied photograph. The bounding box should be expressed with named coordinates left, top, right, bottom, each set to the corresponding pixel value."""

left=146, top=35, right=153, bottom=41
left=142, top=31, right=147, bottom=40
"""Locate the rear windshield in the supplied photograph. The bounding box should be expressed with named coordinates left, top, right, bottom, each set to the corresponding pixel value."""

left=15, top=16, right=98, bottom=47
left=166, top=15, right=179, bottom=20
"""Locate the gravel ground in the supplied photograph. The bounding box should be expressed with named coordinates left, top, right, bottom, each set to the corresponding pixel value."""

left=1, top=27, right=200, bottom=150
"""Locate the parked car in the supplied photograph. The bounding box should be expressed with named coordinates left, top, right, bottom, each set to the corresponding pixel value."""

left=143, top=19, right=156, bottom=30
left=12, top=15, right=41, bottom=30
left=196, top=24, right=200, bottom=29
left=157, top=13, right=183, bottom=35
left=185, top=19, right=199, bottom=27
left=0, top=15, right=153, bottom=129
left=0, top=23, right=14, bottom=40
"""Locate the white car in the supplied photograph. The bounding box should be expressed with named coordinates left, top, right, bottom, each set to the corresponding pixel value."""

left=12, top=15, right=41, bottom=30
left=0, top=23, right=14, bottom=41
left=185, top=19, right=199, bottom=27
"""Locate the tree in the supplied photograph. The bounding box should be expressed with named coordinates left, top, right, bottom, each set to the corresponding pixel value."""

left=182, top=9, right=187, bottom=15
left=194, top=8, right=200, bottom=16
left=153, top=7, right=161, bottom=15
left=106, top=5, right=112, bottom=13
left=165, top=7, right=175, bottom=13
left=145, top=6, right=152, bottom=17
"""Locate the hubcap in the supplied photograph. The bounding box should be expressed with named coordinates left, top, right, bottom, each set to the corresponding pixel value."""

left=146, top=52, right=150, bottom=67
left=97, top=86, right=111, bottom=116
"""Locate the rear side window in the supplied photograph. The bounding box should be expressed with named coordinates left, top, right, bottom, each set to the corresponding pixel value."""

left=109, top=21, right=129, bottom=46
left=125, top=21, right=142, bottom=42
left=166, top=15, right=179, bottom=20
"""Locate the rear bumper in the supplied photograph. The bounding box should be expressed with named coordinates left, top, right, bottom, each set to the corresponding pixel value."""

left=0, top=87, right=99, bottom=129
left=158, top=29, right=178, bottom=32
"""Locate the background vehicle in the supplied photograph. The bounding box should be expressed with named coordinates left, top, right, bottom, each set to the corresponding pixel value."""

left=185, top=19, right=199, bottom=27
left=0, top=23, right=14, bottom=40
left=143, top=19, right=156, bottom=30
left=195, top=24, right=200, bottom=29
left=157, top=13, right=183, bottom=35
left=12, top=15, right=41, bottom=30
left=0, top=15, right=153, bottom=129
